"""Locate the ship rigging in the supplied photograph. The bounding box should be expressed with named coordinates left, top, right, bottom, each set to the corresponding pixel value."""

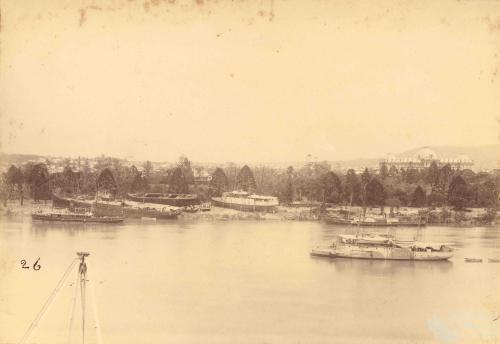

left=18, top=252, right=101, bottom=344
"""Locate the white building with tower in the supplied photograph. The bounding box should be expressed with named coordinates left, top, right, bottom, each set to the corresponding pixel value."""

left=380, top=147, right=474, bottom=171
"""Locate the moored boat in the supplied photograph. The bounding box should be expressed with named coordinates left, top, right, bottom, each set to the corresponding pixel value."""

left=212, top=191, right=278, bottom=213
left=488, top=258, right=500, bottom=263
left=311, top=234, right=453, bottom=261
left=182, top=205, right=199, bottom=213
left=31, top=208, right=124, bottom=223
left=464, top=258, right=483, bottom=263
left=52, top=194, right=180, bottom=219
left=324, top=212, right=426, bottom=227
left=351, top=216, right=399, bottom=227
left=390, top=214, right=427, bottom=227
left=200, top=202, right=212, bottom=212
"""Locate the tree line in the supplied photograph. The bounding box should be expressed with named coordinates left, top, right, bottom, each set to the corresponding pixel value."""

left=1, top=157, right=499, bottom=211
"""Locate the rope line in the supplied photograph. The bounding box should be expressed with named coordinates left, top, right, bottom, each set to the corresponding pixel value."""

left=88, top=272, right=103, bottom=344
left=18, top=258, right=79, bottom=344
left=68, top=268, right=80, bottom=344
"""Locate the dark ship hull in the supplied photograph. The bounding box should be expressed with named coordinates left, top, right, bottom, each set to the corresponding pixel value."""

left=211, top=197, right=277, bottom=213
left=127, top=193, right=199, bottom=206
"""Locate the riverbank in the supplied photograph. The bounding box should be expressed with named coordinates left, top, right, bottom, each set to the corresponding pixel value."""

left=0, top=200, right=319, bottom=221
left=1, top=200, right=497, bottom=225
left=180, top=205, right=319, bottom=221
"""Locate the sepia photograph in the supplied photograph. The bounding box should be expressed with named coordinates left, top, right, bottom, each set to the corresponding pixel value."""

left=0, top=0, right=499, bottom=343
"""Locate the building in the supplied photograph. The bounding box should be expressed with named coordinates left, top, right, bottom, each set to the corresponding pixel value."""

left=380, top=147, right=474, bottom=171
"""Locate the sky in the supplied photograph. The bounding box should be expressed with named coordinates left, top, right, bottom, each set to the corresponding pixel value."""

left=1, top=0, right=499, bottom=163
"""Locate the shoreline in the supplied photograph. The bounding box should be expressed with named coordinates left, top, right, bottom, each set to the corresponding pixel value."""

left=1, top=200, right=498, bottom=226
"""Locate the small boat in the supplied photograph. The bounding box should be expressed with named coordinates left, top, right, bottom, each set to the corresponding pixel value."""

left=182, top=205, right=199, bottom=213
left=200, top=202, right=212, bottom=212
left=464, top=258, right=483, bottom=263
left=31, top=208, right=123, bottom=223
left=391, top=215, right=427, bottom=227
left=323, top=209, right=355, bottom=225
left=488, top=258, right=500, bottom=263
left=310, top=247, right=334, bottom=257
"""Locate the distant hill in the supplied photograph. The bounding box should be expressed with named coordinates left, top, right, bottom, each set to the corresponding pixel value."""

left=396, top=144, right=499, bottom=171
left=1, top=144, right=498, bottom=172
left=0, top=153, right=46, bottom=165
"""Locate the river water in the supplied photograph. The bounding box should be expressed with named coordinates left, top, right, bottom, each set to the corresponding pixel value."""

left=0, top=217, right=499, bottom=344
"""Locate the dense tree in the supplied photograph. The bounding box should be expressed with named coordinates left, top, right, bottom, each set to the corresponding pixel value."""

left=425, top=161, right=439, bottom=186
left=5, top=165, right=24, bottom=203
left=96, top=168, right=117, bottom=196
left=428, top=189, right=446, bottom=207
left=169, top=167, right=189, bottom=194
left=319, top=171, right=343, bottom=204
left=178, top=155, right=194, bottom=184
left=62, top=166, right=79, bottom=194
left=365, top=178, right=385, bottom=208
left=31, top=163, right=51, bottom=201
left=343, top=169, right=361, bottom=205
left=360, top=168, right=371, bottom=204
left=411, top=186, right=426, bottom=207
left=236, top=165, right=256, bottom=192
left=361, top=168, right=371, bottom=186
left=475, top=179, right=497, bottom=208
left=439, top=164, right=453, bottom=187
left=385, top=197, right=401, bottom=213
left=142, top=161, right=153, bottom=179
left=254, top=166, right=279, bottom=195
left=388, top=165, right=398, bottom=177
left=210, top=167, right=229, bottom=197
left=403, top=168, right=419, bottom=184
left=447, top=175, right=470, bottom=210
left=79, top=159, right=96, bottom=194
left=294, top=161, right=331, bottom=202
left=379, top=163, right=388, bottom=180
left=130, top=173, right=149, bottom=193
left=282, top=179, right=294, bottom=204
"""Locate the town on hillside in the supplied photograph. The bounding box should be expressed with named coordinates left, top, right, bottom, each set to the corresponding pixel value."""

left=1, top=147, right=498, bottom=225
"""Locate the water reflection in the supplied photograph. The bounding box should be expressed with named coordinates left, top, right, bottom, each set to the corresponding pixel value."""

left=312, top=255, right=454, bottom=274
left=30, top=220, right=123, bottom=237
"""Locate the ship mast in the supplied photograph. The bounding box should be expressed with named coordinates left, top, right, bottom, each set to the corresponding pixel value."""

left=78, top=252, right=90, bottom=344
left=18, top=252, right=96, bottom=344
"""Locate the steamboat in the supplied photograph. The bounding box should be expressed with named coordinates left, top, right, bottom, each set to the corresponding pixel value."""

left=31, top=208, right=124, bottom=223
left=311, top=234, right=453, bottom=261
left=211, top=190, right=279, bottom=213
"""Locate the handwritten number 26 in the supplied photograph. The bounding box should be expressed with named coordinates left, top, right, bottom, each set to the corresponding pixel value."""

left=20, top=258, right=41, bottom=270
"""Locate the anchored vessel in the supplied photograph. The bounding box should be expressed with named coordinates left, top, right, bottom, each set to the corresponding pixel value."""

left=311, top=234, right=453, bottom=261
left=31, top=208, right=124, bottom=223
left=52, top=194, right=180, bottom=219
left=211, top=191, right=279, bottom=212
left=324, top=210, right=426, bottom=227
